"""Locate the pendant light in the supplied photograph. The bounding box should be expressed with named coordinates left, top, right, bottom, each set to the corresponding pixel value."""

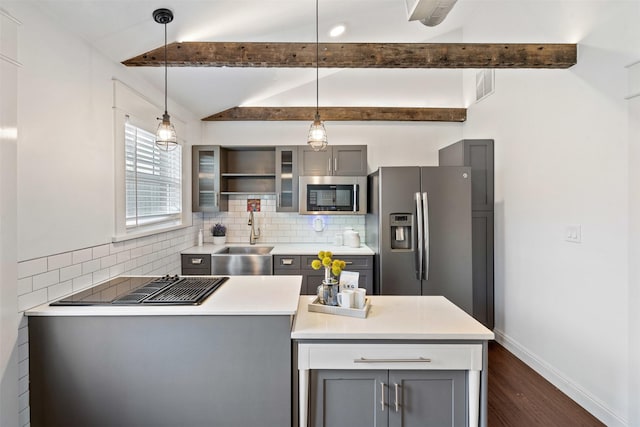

left=153, top=8, right=178, bottom=151
left=307, top=0, right=328, bottom=152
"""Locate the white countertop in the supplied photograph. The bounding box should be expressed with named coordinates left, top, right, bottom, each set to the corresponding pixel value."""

left=291, top=296, right=495, bottom=340
left=181, top=243, right=375, bottom=256
left=26, top=276, right=302, bottom=317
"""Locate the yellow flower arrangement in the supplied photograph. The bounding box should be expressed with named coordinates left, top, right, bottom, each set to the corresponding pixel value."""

left=311, top=250, right=346, bottom=282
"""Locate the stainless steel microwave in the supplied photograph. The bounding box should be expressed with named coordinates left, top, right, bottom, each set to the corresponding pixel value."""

left=299, top=176, right=367, bottom=215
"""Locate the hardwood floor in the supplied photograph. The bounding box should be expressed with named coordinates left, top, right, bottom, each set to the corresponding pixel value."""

left=487, top=342, right=604, bottom=427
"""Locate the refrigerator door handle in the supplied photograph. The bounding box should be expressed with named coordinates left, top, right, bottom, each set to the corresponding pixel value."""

left=422, top=191, right=430, bottom=281
left=415, top=192, right=423, bottom=280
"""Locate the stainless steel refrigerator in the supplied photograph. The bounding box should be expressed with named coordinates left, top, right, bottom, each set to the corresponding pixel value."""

left=366, top=166, right=473, bottom=315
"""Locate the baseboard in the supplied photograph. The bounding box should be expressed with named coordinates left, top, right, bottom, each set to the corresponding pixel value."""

left=493, top=329, right=627, bottom=427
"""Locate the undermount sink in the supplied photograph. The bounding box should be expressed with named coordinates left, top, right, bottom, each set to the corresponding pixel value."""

left=211, top=246, right=274, bottom=275
left=217, top=246, right=274, bottom=255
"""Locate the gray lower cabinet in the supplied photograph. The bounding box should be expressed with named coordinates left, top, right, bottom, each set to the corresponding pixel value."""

left=274, top=254, right=374, bottom=295
left=29, top=315, right=292, bottom=427
left=181, top=254, right=212, bottom=275
left=311, top=369, right=466, bottom=427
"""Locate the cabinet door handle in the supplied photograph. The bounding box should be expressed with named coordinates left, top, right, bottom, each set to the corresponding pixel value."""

left=190, top=258, right=203, bottom=265
left=334, top=157, right=338, bottom=172
left=276, top=193, right=281, bottom=208
left=328, top=157, right=332, bottom=174
left=394, top=383, right=400, bottom=413
left=214, top=191, right=218, bottom=207
left=380, top=382, right=385, bottom=412
left=354, top=357, right=432, bottom=363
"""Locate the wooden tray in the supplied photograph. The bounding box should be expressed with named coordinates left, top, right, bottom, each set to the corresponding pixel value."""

left=308, top=297, right=371, bottom=319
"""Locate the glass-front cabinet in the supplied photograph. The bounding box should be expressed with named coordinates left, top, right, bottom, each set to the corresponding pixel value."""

left=192, top=145, right=227, bottom=212
left=275, top=146, right=298, bottom=212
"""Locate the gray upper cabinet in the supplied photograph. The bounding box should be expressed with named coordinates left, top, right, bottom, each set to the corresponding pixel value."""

left=439, top=139, right=494, bottom=211
left=275, top=146, right=298, bottom=212
left=299, top=145, right=368, bottom=176
left=192, top=145, right=226, bottom=212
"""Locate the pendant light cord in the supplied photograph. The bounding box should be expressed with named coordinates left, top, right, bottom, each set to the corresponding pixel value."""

left=164, top=22, right=168, bottom=115
left=315, top=0, right=319, bottom=118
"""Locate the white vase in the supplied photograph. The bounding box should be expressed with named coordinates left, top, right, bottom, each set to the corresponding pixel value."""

left=212, top=236, right=226, bottom=245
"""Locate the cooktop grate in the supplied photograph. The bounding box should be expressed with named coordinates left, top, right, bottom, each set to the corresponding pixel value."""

left=142, top=277, right=229, bottom=305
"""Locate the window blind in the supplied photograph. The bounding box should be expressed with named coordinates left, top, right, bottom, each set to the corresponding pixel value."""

left=125, top=122, right=182, bottom=228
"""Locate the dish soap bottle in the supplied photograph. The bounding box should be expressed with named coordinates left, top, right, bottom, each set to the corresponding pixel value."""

left=197, top=228, right=204, bottom=246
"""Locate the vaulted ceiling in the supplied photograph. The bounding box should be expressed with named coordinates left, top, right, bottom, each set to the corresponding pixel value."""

left=32, top=0, right=581, bottom=121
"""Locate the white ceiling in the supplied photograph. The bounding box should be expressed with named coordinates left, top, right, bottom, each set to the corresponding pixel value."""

left=26, top=0, right=590, bottom=119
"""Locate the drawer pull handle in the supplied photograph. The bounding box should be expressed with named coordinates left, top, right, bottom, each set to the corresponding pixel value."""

left=344, top=261, right=353, bottom=265
left=380, top=382, right=385, bottom=411
left=190, top=258, right=203, bottom=265
left=353, top=357, right=431, bottom=363
left=281, top=259, right=294, bottom=265
left=394, top=383, right=400, bottom=412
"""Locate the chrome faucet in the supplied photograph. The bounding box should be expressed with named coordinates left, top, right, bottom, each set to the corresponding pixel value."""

left=248, top=210, right=261, bottom=245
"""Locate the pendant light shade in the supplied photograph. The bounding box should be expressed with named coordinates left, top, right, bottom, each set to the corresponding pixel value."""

left=153, top=8, right=178, bottom=151
left=307, top=0, right=328, bottom=152
left=307, top=113, right=328, bottom=151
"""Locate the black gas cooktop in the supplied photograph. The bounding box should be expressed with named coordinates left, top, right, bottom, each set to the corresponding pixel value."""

left=50, top=275, right=229, bottom=306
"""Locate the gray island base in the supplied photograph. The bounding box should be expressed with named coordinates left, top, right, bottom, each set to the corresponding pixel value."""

left=26, top=275, right=301, bottom=427
left=291, top=295, right=494, bottom=427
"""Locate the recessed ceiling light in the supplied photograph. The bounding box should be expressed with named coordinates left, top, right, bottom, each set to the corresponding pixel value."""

left=329, top=24, right=346, bottom=38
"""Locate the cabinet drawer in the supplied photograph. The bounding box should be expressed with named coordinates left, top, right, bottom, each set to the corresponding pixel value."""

left=274, top=255, right=301, bottom=270
left=298, top=343, right=482, bottom=371
left=181, top=254, right=212, bottom=275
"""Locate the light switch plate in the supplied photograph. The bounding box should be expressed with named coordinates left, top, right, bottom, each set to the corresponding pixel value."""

left=565, top=224, right=582, bottom=243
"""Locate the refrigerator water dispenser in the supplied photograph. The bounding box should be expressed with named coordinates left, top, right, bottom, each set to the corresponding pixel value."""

left=390, top=214, right=413, bottom=250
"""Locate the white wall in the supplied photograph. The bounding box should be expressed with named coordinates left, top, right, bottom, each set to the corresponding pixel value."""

left=13, top=2, right=201, bottom=262
left=0, top=9, right=20, bottom=427
left=202, top=120, right=463, bottom=169
left=627, top=61, right=640, bottom=427
left=462, top=2, right=639, bottom=426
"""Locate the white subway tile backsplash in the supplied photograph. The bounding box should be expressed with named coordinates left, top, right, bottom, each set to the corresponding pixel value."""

left=18, top=258, right=47, bottom=279
left=82, top=259, right=101, bottom=275
left=18, top=408, right=29, bottom=427
left=72, top=248, right=93, bottom=264
left=92, top=244, right=110, bottom=259
left=18, top=342, right=28, bottom=363
left=72, top=273, right=93, bottom=292
left=59, top=264, right=82, bottom=282
left=100, top=254, right=117, bottom=269
left=116, top=250, right=131, bottom=264
left=109, top=263, right=125, bottom=278
left=18, top=390, right=28, bottom=412
left=47, top=281, right=72, bottom=301
left=18, top=358, right=28, bottom=379
left=47, top=252, right=72, bottom=270
left=93, top=268, right=110, bottom=285
left=33, top=270, right=60, bottom=291
left=18, top=289, right=47, bottom=312
left=17, top=278, right=32, bottom=296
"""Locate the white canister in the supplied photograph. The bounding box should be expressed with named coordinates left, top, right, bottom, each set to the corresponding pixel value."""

left=348, top=231, right=361, bottom=248
left=343, top=227, right=354, bottom=246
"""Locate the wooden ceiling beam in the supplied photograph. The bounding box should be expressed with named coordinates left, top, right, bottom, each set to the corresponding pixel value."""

left=202, top=107, right=467, bottom=122
left=122, top=42, right=576, bottom=69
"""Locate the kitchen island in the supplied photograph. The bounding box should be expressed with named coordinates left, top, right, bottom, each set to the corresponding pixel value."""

left=26, top=275, right=301, bottom=427
left=292, top=295, right=494, bottom=427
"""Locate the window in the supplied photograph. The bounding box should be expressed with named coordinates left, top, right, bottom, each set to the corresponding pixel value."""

left=124, top=121, right=182, bottom=229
